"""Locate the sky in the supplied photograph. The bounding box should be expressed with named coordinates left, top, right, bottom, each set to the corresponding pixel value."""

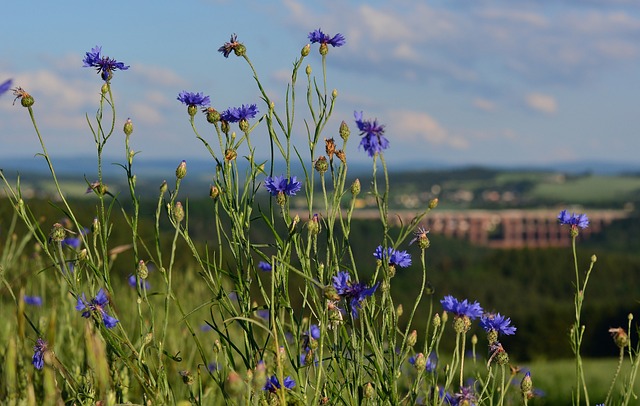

left=2, top=0, right=640, bottom=171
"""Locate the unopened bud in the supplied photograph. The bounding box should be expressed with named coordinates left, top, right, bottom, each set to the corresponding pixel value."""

left=323, top=286, right=340, bottom=301
left=306, top=65, right=312, bottom=76
left=101, top=83, right=108, bottom=94
left=314, top=156, right=328, bottom=173
left=176, top=160, right=187, bottom=180
left=413, top=353, right=426, bottom=370
left=407, top=330, right=417, bottom=347
left=50, top=223, right=66, bottom=243
left=591, top=254, right=597, bottom=263
left=471, top=334, right=478, bottom=345
left=396, top=304, right=403, bottom=318
left=209, top=185, right=220, bottom=200
left=173, top=202, right=185, bottom=223
left=123, top=118, right=133, bottom=136
left=205, top=107, right=220, bottom=124
left=136, top=260, right=149, bottom=279
left=301, top=44, right=311, bottom=57
left=351, top=179, right=361, bottom=196
left=332, top=89, right=338, bottom=99
left=363, top=382, right=375, bottom=399
left=429, top=198, right=439, bottom=209
left=521, top=372, right=532, bottom=395
left=339, top=121, right=350, bottom=142
left=252, top=361, right=267, bottom=390
left=239, top=118, right=250, bottom=133
left=225, top=371, right=245, bottom=397
left=160, top=180, right=168, bottom=194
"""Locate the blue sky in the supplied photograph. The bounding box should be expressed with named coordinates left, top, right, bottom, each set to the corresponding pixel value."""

left=2, top=0, right=640, bottom=170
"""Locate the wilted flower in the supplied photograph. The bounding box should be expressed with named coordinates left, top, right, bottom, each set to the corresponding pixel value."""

left=221, top=104, right=258, bottom=123
left=0, top=79, right=12, bottom=96
left=24, top=295, right=43, bottom=306
left=75, top=288, right=119, bottom=328
left=354, top=111, right=389, bottom=157
left=82, top=45, right=129, bottom=81
left=263, top=375, right=296, bottom=392
left=218, top=34, right=245, bottom=58
left=332, top=271, right=379, bottom=318
left=373, top=245, right=412, bottom=268
left=308, top=28, right=346, bottom=48
left=32, top=338, right=48, bottom=370
left=177, top=91, right=210, bottom=107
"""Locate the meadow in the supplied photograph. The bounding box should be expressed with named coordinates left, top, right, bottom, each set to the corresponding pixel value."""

left=2, top=31, right=640, bottom=406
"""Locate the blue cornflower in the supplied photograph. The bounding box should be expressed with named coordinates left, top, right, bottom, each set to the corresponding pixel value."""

left=0, top=79, right=12, bottom=96
left=309, top=324, right=321, bottom=340
left=441, top=295, right=483, bottom=320
left=75, top=288, right=119, bottom=329
left=264, top=175, right=302, bottom=197
left=308, top=28, right=346, bottom=47
left=453, top=386, right=477, bottom=406
left=557, top=209, right=589, bottom=229
left=332, top=271, right=379, bottom=318
left=177, top=91, right=210, bottom=107
left=220, top=104, right=258, bottom=123
left=218, top=34, right=243, bottom=58
left=24, top=295, right=43, bottom=306
left=258, top=261, right=272, bottom=272
left=354, top=111, right=389, bottom=157
left=373, top=245, right=412, bottom=268
left=263, top=375, right=296, bottom=392
left=32, top=338, right=48, bottom=370
left=480, top=313, right=516, bottom=336
left=128, top=274, right=151, bottom=290
left=82, top=46, right=129, bottom=81
left=208, top=361, right=219, bottom=372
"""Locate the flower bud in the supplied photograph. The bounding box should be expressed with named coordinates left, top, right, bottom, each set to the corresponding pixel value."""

left=101, top=83, right=108, bottom=94
left=92, top=217, right=100, bottom=234
left=143, top=332, right=153, bottom=346
left=78, top=248, right=88, bottom=261
left=339, top=121, right=350, bottom=142
left=123, top=118, right=133, bottom=136
left=413, top=353, right=426, bottom=370
left=176, top=160, right=187, bottom=180
left=306, top=65, right=312, bottom=76
left=407, top=330, right=417, bottom=347
left=308, top=214, right=320, bottom=235
left=433, top=313, right=441, bottom=329
left=252, top=361, right=267, bottom=391
left=323, top=286, right=340, bottom=301
left=351, top=179, right=361, bottom=196
left=332, top=89, right=338, bottom=99
left=487, top=329, right=498, bottom=345
left=136, top=260, right=149, bottom=279
left=521, top=372, right=532, bottom=396
left=213, top=339, right=222, bottom=354
left=363, top=382, right=375, bottom=399
left=50, top=223, right=66, bottom=243
left=471, top=334, right=478, bottom=346
left=239, top=118, right=250, bottom=132
left=160, top=180, right=168, bottom=194
left=301, top=44, right=311, bottom=57
left=220, top=120, right=230, bottom=134
left=314, top=156, right=328, bottom=173
left=319, top=43, right=329, bottom=56
left=591, top=254, right=597, bottom=263
left=173, top=202, right=185, bottom=223
left=396, top=304, right=403, bottom=319
left=205, top=107, right=220, bottom=124
left=609, top=327, right=629, bottom=348
left=225, top=371, right=245, bottom=397
left=429, top=198, right=439, bottom=209
left=209, top=185, right=220, bottom=200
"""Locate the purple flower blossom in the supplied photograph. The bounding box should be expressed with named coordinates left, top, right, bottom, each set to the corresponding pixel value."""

left=332, top=271, right=379, bottom=318
left=256, top=309, right=270, bottom=320
left=309, top=324, right=321, bottom=340
left=218, top=34, right=243, bottom=58
left=208, top=361, right=219, bottom=372
left=32, top=338, right=47, bottom=370
left=220, top=104, right=258, bottom=122
left=373, top=245, right=412, bottom=268
left=557, top=209, right=589, bottom=229
left=441, top=295, right=483, bottom=320
left=23, top=295, right=42, bottom=306
left=75, top=288, right=119, bottom=329
left=264, top=175, right=302, bottom=196
left=258, top=261, right=272, bottom=272
left=128, top=274, right=151, bottom=290
left=82, top=46, right=129, bottom=81
left=0, top=79, right=12, bottom=96
left=308, top=29, right=346, bottom=47
left=177, top=91, right=210, bottom=107
left=354, top=111, right=389, bottom=157
left=480, top=313, right=517, bottom=336
left=263, top=375, right=296, bottom=392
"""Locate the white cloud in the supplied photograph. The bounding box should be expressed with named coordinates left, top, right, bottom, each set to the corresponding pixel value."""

left=391, top=110, right=469, bottom=149
left=473, top=98, right=497, bottom=112
left=130, top=63, right=188, bottom=87
left=525, top=92, right=558, bottom=114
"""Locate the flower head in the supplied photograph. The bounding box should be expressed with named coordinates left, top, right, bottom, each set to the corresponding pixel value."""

left=373, top=245, right=412, bottom=268
left=258, top=261, right=272, bottom=272
left=75, top=288, right=119, bottom=328
left=264, top=175, right=302, bottom=197
left=24, top=295, right=43, bottom=306
left=557, top=209, right=589, bottom=229
left=177, top=91, right=210, bottom=107
left=409, top=353, right=437, bottom=373
left=82, top=46, right=129, bottom=81
left=480, top=313, right=516, bottom=336
left=441, top=295, right=483, bottom=320
left=32, top=338, right=48, bottom=370
left=218, top=34, right=245, bottom=58
left=0, top=79, right=12, bottom=96
left=308, top=29, right=346, bottom=47
left=354, top=111, right=389, bottom=157
left=221, top=104, right=258, bottom=123
left=332, top=271, right=379, bottom=318
left=263, top=374, right=296, bottom=392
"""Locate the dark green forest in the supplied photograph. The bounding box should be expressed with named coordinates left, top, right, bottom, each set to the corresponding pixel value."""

left=2, top=194, right=639, bottom=364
